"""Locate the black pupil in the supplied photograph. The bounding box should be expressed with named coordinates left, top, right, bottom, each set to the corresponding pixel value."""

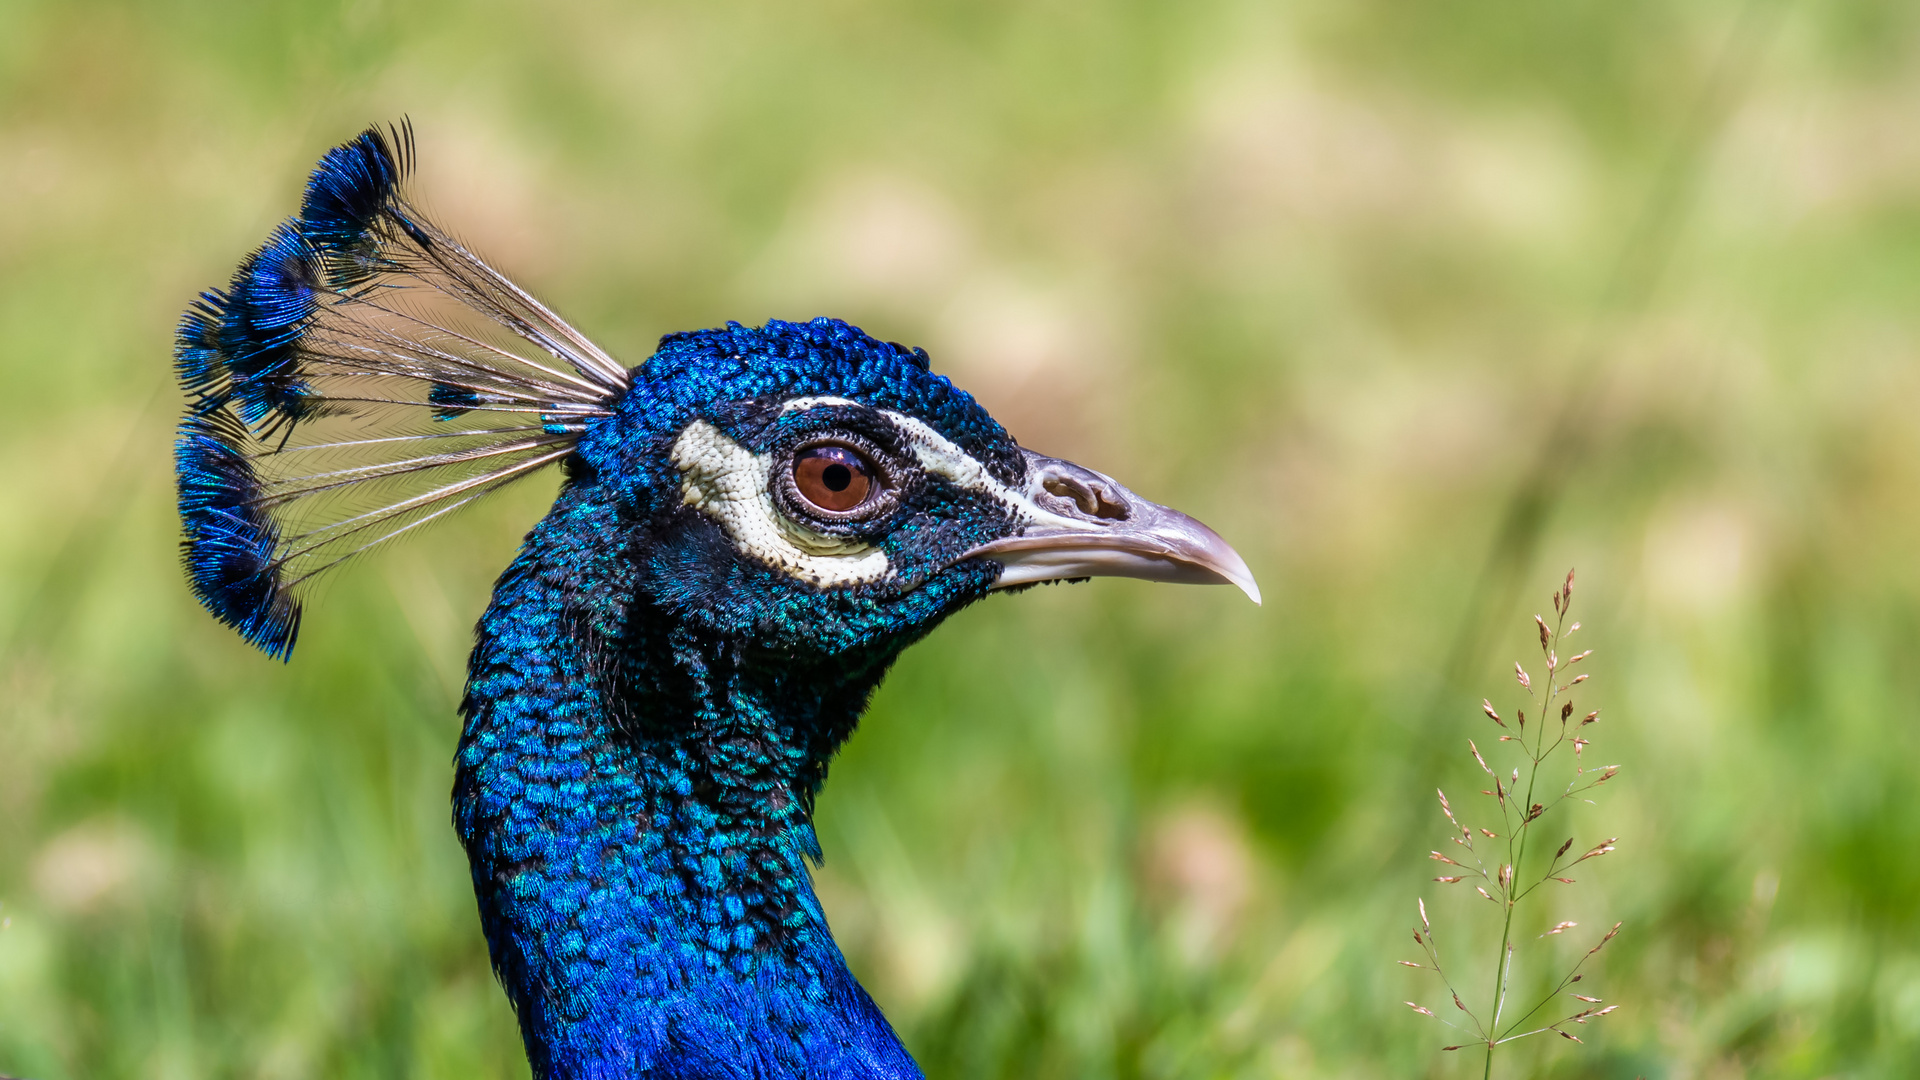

left=822, top=463, right=852, bottom=491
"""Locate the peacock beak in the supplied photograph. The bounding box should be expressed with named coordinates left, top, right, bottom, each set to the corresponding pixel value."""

left=963, top=449, right=1261, bottom=605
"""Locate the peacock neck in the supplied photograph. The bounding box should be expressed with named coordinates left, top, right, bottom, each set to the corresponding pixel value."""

left=452, top=484, right=920, bottom=1079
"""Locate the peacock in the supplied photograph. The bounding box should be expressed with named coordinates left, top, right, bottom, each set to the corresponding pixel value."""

left=174, top=122, right=1258, bottom=1079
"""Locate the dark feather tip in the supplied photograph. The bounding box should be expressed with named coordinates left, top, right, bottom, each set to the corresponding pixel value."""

left=218, top=222, right=323, bottom=426
left=175, top=413, right=301, bottom=660
left=429, top=381, right=481, bottom=421
left=175, top=292, right=230, bottom=404
left=300, top=120, right=413, bottom=270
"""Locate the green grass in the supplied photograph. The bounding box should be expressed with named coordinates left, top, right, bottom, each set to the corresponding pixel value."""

left=5, top=0, right=1920, bottom=1075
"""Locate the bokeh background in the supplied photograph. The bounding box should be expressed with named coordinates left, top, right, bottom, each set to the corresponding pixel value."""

left=4, top=0, right=1919, bottom=1076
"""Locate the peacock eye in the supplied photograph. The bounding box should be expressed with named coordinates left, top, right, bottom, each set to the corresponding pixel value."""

left=792, top=445, right=877, bottom=513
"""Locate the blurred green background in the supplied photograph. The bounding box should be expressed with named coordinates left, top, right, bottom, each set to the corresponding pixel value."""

left=4, top=0, right=1919, bottom=1076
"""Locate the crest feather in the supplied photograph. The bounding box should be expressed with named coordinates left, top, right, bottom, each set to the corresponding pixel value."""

left=174, top=121, right=628, bottom=659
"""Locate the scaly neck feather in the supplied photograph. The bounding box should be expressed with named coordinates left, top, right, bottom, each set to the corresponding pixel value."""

left=453, top=481, right=923, bottom=1079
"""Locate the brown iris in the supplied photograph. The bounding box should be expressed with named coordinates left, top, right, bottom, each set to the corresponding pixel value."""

left=792, top=445, right=876, bottom=513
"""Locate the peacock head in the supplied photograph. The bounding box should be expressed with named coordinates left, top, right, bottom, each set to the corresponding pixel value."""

left=558, top=318, right=1256, bottom=659
left=174, top=124, right=1256, bottom=664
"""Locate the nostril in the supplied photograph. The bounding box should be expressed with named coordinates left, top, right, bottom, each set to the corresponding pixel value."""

left=1043, top=475, right=1130, bottom=521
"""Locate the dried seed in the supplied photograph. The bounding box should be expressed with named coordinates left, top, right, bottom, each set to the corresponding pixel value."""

left=1576, top=839, right=1618, bottom=862
left=1596, top=1005, right=1618, bottom=1016
left=1413, top=930, right=1424, bottom=945
left=1537, top=615, right=1551, bottom=648
left=1567, top=650, right=1592, bottom=667
left=1572, top=994, right=1600, bottom=1002
left=1582, top=710, right=1599, bottom=725
left=1441, top=1045, right=1463, bottom=1052
left=1553, top=877, right=1576, bottom=884
left=1453, top=991, right=1468, bottom=1012
left=1482, top=699, right=1506, bottom=728
left=1516, top=663, right=1532, bottom=691
left=1561, top=701, right=1574, bottom=722
left=1419, top=898, right=1430, bottom=931
left=1477, top=886, right=1493, bottom=901
left=1559, top=1030, right=1582, bottom=1043
left=1546, top=921, right=1577, bottom=935
left=1470, top=740, right=1493, bottom=775
left=1587, top=922, right=1622, bottom=954
left=1430, top=851, right=1463, bottom=866
left=1555, top=837, right=1575, bottom=859
left=1481, top=828, right=1497, bottom=838
left=1398, top=960, right=1423, bottom=968
left=1406, top=1002, right=1435, bottom=1017
left=1434, top=876, right=1464, bottom=883
left=1527, top=803, right=1544, bottom=822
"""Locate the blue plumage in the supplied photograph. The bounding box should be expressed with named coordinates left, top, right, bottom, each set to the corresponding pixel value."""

left=174, top=124, right=1256, bottom=1078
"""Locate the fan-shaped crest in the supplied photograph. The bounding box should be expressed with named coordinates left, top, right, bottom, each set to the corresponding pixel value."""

left=175, top=122, right=629, bottom=659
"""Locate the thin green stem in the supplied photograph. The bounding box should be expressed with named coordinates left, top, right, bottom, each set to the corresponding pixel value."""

left=1482, top=605, right=1570, bottom=1079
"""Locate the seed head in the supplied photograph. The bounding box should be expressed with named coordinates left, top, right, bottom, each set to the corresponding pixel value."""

left=1482, top=699, right=1506, bottom=728
left=1516, top=663, right=1532, bottom=691
left=1406, top=1002, right=1436, bottom=1017
left=1536, top=615, right=1551, bottom=648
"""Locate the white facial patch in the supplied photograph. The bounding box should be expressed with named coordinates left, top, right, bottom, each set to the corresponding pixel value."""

left=670, top=420, right=893, bottom=588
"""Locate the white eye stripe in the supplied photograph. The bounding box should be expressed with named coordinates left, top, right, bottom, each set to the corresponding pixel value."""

left=670, top=420, right=891, bottom=587
left=786, top=398, right=1079, bottom=527
left=875, top=410, right=1082, bottom=531
left=668, top=398, right=1072, bottom=588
